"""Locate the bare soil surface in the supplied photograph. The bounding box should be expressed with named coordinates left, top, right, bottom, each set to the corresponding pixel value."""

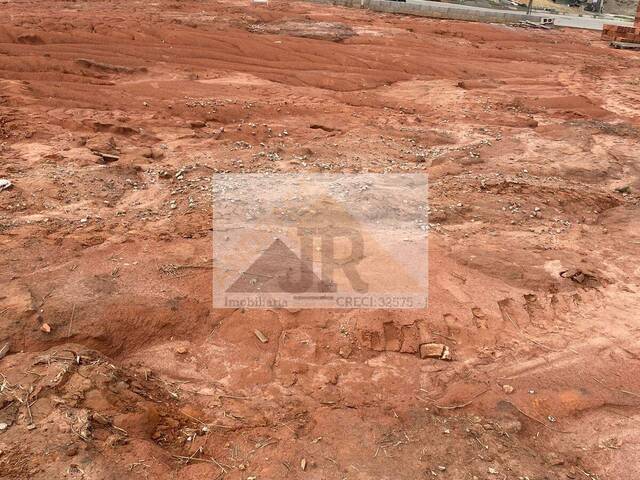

left=1, top=0, right=640, bottom=478
left=603, top=0, right=638, bottom=17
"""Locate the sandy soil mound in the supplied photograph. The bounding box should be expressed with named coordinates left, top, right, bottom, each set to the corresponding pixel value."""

left=248, top=20, right=357, bottom=41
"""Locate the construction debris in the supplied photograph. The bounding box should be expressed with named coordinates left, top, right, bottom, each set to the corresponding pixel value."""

left=513, top=20, right=553, bottom=29
left=419, top=343, right=452, bottom=360
left=602, top=3, right=640, bottom=46
left=92, top=151, right=120, bottom=163
left=560, top=269, right=599, bottom=286
left=254, top=329, right=268, bottom=343
left=0, top=179, right=12, bottom=191
left=611, top=41, right=640, bottom=50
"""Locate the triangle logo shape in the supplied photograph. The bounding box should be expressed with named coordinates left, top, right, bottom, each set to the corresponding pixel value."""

left=226, top=238, right=334, bottom=293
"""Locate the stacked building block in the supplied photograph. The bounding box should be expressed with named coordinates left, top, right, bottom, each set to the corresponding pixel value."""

left=602, top=2, right=640, bottom=43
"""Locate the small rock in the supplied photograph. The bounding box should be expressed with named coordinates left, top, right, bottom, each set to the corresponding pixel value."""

left=65, top=444, right=79, bottom=457
left=440, top=345, right=452, bottom=361
left=488, top=467, right=498, bottom=474
left=502, top=384, right=514, bottom=394
left=300, top=458, right=307, bottom=471
left=338, top=345, right=352, bottom=359
left=497, top=416, right=522, bottom=434
left=92, top=413, right=111, bottom=426
left=254, top=329, right=268, bottom=343
left=92, top=151, right=120, bottom=163
left=0, top=423, right=7, bottom=431
left=151, top=147, right=166, bottom=161
left=560, top=269, right=586, bottom=284
left=0, top=342, right=10, bottom=360
left=40, top=323, right=51, bottom=333
left=175, top=346, right=188, bottom=355
left=0, top=179, right=12, bottom=192
left=419, top=343, right=451, bottom=360
left=544, top=452, right=564, bottom=466
left=420, top=343, right=444, bottom=358
left=190, top=120, right=206, bottom=129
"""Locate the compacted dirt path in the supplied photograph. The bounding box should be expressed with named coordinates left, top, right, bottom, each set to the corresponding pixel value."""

left=1, top=0, right=640, bottom=478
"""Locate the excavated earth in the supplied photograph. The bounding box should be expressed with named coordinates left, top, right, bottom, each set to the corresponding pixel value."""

left=1, top=0, right=640, bottom=478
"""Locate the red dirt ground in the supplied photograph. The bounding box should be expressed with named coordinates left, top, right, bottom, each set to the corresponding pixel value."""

left=1, top=0, right=640, bottom=478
